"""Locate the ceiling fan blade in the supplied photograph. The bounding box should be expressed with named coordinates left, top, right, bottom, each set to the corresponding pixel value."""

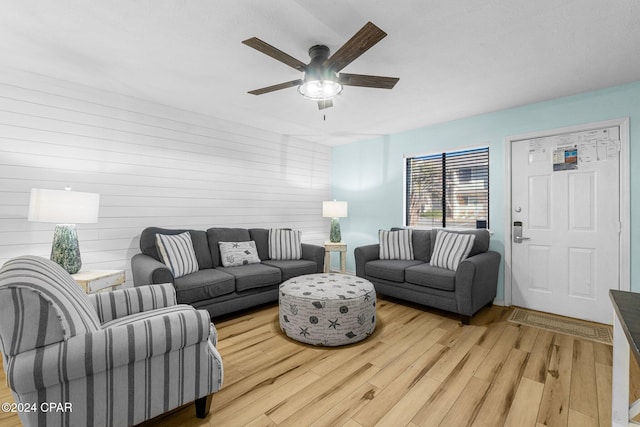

left=338, top=73, right=399, bottom=89
left=242, top=37, right=308, bottom=72
left=317, top=99, right=333, bottom=110
left=248, top=79, right=303, bottom=95
left=323, top=22, right=387, bottom=72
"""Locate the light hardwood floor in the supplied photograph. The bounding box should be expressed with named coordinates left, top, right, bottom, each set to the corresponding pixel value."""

left=0, top=298, right=631, bottom=426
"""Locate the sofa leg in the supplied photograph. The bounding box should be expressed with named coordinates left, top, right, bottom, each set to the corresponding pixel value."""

left=195, top=394, right=212, bottom=418
left=460, top=315, right=471, bottom=325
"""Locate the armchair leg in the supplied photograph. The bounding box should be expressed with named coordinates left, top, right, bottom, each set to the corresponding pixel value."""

left=460, top=315, right=471, bottom=325
left=195, top=394, right=212, bottom=418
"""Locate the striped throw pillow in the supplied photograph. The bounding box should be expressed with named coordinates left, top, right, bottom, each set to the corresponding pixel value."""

left=155, top=232, right=200, bottom=278
left=269, top=229, right=302, bottom=260
left=379, top=229, right=414, bottom=260
left=430, top=230, right=476, bottom=270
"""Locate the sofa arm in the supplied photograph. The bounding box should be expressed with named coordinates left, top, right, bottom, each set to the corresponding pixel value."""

left=132, top=253, right=175, bottom=286
left=7, top=305, right=213, bottom=394
left=454, top=250, right=501, bottom=317
left=301, top=243, right=325, bottom=273
left=354, top=244, right=380, bottom=277
left=88, top=283, right=178, bottom=323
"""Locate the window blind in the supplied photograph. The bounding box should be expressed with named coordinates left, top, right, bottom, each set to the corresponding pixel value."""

left=405, top=147, right=489, bottom=229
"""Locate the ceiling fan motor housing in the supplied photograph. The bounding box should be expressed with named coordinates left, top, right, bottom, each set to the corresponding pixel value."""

left=308, top=45, right=330, bottom=63
left=305, top=45, right=336, bottom=82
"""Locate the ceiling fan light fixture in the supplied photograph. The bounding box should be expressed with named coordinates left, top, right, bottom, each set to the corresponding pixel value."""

left=244, top=22, right=398, bottom=109
left=298, top=79, right=343, bottom=100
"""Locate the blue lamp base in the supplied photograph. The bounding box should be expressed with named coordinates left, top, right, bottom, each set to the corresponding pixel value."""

left=51, top=224, right=82, bottom=274
left=329, top=218, right=342, bottom=243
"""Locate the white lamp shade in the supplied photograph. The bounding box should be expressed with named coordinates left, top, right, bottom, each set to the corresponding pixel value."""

left=322, top=201, right=348, bottom=218
left=28, top=188, right=100, bottom=224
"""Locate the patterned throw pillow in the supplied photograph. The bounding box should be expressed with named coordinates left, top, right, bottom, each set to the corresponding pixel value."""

left=155, top=232, right=200, bottom=278
left=430, top=230, right=476, bottom=270
left=269, top=229, right=302, bottom=260
left=218, top=241, right=261, bottom=267
left=379, top=229, right=414, bottom=260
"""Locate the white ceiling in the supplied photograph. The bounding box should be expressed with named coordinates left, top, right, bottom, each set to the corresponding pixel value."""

left=2, top=0, right=639, bottom=146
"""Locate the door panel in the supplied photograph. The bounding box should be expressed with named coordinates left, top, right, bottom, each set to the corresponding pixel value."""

left=568, top=247, right=595, bottom=298
left=511, top=127, right=620, bottom=324
left=528, top=245, right=551, bottom=291
left=568, top=173, right=594, bottom=231
left=529, top=176, right=550, bottom=229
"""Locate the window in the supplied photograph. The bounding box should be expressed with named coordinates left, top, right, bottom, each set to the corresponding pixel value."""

left=405, top=147, right=489, bottom=229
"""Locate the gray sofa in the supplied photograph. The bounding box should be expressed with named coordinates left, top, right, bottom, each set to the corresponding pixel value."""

left=132, top=227, right=325, bottom=318
left=355, top=228, right=500, bottom=324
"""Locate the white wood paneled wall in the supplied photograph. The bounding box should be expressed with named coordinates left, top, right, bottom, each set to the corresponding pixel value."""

left=0, top=68, right=332, bottom=286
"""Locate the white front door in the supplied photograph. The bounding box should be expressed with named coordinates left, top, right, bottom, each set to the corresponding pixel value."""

left=510, top=126, right=621, bottom=324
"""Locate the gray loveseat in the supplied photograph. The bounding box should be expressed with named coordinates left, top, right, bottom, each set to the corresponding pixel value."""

left=132, top=227, right=325, bottom=318
left=355, top=228, right=500, bottom=324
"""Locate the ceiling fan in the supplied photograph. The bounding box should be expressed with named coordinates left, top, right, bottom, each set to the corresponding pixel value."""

left=242, top=21, right=399, bottom=110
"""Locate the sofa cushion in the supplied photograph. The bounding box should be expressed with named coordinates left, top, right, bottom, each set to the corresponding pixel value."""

left=269, top=229, right=302, bottom=260
left=429, top=229, right=489, bottom=257
left=379, top=229, right=413, bottom=260
left=207, top=228, right=251, bottom=267
left=430, top=230, right=476, bottom=271
left=140, top=227, right=213, bottom=269
left=218, top=264, right=282, bottom=292
left=262, top=259, right=318, bottom=281
left=365, top=259, right=424, bottom=283
left=405, top=263, right=456, bottom=291
left=411, top=229, right=432, bottom=262
left=173, top=269, right=235, bottom=304
left=249, top=228, right=270, bottom=260
left=155, top=232, right=200, bottom=278
left=218, top=241, right=261, bottom=267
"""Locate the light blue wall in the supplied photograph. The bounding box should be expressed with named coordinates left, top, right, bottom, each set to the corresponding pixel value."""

left=331, top=80, right=640, bottom=298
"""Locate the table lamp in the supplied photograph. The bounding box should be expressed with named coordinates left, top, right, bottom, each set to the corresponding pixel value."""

left=28, top=188, right=100, bottom=274
left=322, top=200, right=348, bottom=243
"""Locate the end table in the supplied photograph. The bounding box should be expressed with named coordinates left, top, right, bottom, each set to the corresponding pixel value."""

left=71, top=270, right=126, bottom=293
left=324, top=241, right=347, bottom=273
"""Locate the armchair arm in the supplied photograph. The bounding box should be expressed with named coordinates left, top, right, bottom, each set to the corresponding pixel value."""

left=8, top=305, right=212, bottom=394
left=354, top=244, right=380, bottom=277
left=454, top=250, right=501, bottom=316
left=301, top=243, right=325, bottom=273
left=88, top=283, right=177, bottom=323
left=132, top=253, right=175, bottom=286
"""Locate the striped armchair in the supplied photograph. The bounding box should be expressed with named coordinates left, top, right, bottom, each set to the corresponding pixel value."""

left=0, top=256, right=223, bottom=427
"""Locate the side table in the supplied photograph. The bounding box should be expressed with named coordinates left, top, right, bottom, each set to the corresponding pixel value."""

left=71, top=270, right=126, bottom=294
left=324, top=241, right=347, bottom=273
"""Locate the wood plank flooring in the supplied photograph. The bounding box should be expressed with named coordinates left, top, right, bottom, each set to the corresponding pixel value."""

left=0, top=298, right=629, bottom=426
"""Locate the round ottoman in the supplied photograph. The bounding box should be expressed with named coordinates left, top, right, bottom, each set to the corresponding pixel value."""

left=279, top=273, right=376, bottom=346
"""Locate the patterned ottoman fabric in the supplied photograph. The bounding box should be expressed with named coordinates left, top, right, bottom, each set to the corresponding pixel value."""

left=279, top=273, right=376, bottom=346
